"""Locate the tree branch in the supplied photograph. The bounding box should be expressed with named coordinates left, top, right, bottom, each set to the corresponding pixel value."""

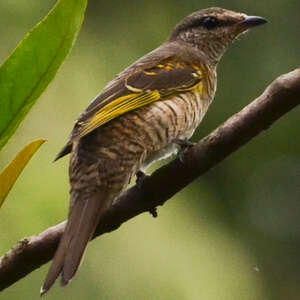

left=1, top=68, right=300, bottom=292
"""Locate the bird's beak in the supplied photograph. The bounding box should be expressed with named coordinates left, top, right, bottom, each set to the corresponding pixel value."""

left=237, top=15, right=267, bottom=32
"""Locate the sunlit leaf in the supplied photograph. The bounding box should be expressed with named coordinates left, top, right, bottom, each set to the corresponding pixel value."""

left=0, top=139, right=46, bottom=209
left=0, top=0, right=87, bottom=151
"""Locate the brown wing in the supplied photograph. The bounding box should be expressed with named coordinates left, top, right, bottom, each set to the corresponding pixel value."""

left=55, top=62, right=202, bottom=160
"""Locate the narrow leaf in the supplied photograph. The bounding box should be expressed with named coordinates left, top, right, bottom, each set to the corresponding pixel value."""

left=0, top=139, right=46, bottom=209
left=0, top=0, right=87, bottom=150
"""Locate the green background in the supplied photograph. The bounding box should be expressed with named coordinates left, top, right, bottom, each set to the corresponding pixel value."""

left=0, top=1, right=299, bottom=299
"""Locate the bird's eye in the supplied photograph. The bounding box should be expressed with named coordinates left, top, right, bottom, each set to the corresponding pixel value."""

left=201, top=17, right=219, bottom=30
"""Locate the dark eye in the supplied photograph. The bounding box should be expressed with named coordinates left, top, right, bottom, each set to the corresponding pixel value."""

left=201, top=17, right=219, bottom=30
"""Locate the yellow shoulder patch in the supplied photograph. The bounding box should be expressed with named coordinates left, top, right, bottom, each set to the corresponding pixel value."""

left=80, top=90, right=161, bottom=137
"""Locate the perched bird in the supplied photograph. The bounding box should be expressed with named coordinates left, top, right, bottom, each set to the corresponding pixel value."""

left=41, top=7, right=267, bottom=295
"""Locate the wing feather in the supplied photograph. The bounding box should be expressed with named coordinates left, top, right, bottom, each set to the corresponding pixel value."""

left=56, top=61, right=203, bottom=159
left=80, top=90, right=161, bottom=137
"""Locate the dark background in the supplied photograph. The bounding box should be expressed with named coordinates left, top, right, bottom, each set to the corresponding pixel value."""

left=0, top=1, right=299, bottom=299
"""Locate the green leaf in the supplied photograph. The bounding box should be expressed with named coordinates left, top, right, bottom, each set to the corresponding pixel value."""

left=0, top=0, right=87, bottom=151
left=0, top=139, right=46, bottom=209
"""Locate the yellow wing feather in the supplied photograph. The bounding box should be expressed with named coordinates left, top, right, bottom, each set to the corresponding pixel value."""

left=80, top=90, right=161, bottom=137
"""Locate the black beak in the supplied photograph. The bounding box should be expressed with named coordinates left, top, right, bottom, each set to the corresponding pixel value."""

left=238, top=16, right=268, bottom=29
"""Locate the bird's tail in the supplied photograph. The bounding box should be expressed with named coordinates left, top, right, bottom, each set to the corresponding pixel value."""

left=41, top=187, right=111, bottom=296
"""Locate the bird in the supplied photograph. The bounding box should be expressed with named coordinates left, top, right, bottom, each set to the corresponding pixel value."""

left=41, top=7, right=267, bottom=295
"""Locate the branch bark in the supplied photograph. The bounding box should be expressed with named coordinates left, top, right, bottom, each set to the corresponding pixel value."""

left=1, top=68, right=300, bottom=291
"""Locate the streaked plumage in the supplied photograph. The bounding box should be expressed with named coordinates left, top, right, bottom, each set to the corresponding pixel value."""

left=41, top=7, right=267, bottom=295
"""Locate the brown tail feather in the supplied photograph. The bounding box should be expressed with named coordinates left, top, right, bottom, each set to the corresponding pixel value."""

left=61, top=193, right=106, bottom=285
left=41, top=189, right=106, bottom=296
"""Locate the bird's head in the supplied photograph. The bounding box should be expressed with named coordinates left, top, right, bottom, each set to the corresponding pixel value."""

left=169, top=7, right=267, bottom=65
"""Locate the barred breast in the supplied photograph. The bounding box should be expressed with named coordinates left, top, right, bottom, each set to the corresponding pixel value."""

left=137, top=86, right=214, bottom=170
left=75, top=79, right=215, bottom=197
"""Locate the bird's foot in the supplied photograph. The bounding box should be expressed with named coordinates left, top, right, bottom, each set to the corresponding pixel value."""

left=173, top=138, right=196, bottom=163
left=149, top=207, right=158, bottom=218
left=136, top=171, right=157, bottom=218
left=173, top=138, right=196, bottom=149
left=136, top=170, right=149, bottom=188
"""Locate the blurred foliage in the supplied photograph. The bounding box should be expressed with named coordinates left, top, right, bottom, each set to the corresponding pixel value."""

left=0, top=139, right=45, bottom=208
left=0, top=0, right=86, bottom=210
left=0, top=1, right=299, bottom=300
left=0, top=0, right=87, bottom=150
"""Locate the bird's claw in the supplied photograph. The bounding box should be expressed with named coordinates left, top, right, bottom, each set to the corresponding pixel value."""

left=149, top=207, right=158, bottom=218
left=136, top=171, right=157, bottom=218
left=173, top=138, right=196, bottom=149
left=136, top=170, right=149, bottom=188
left=173, top=138, right=196, bottom=163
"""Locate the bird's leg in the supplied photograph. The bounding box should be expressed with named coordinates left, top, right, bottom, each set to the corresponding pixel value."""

left=173, top=138, right=196, bottom=149
left=173, top=138, right=196, bottom=162
left=149, top=207, right=158, bottom=218
left=136, top=170, right=148, bottom=187
left=135, top=170, right=158, bottom=218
